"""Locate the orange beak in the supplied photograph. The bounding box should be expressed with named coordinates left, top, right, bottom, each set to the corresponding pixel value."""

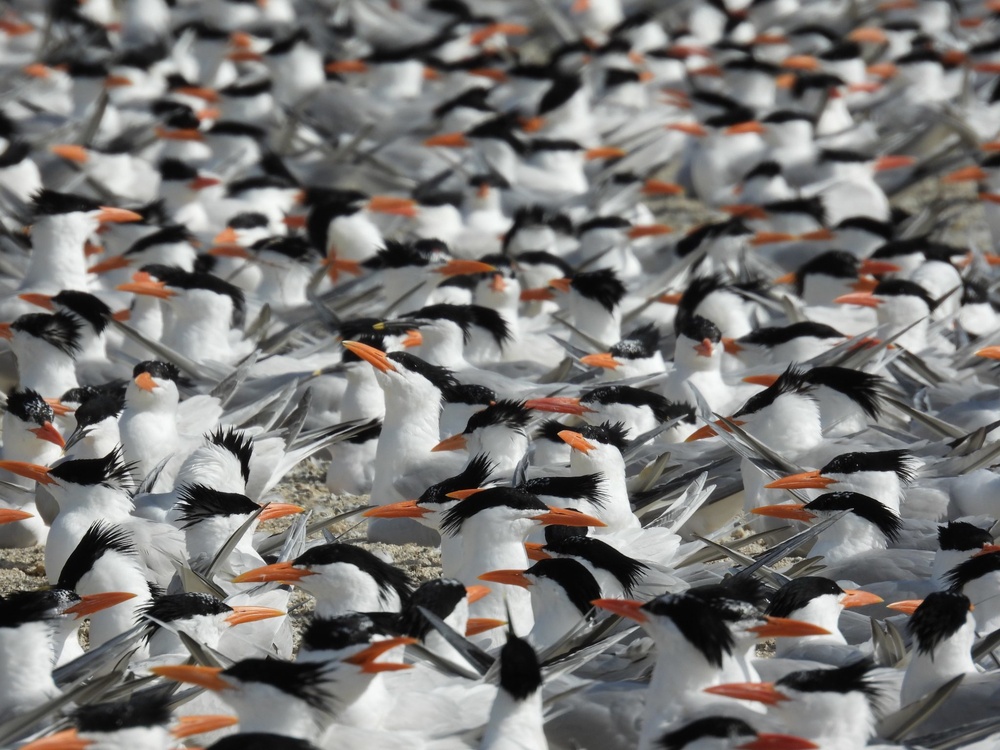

left=558, top=429, right=596, bottom=454
left=764, top=470, right=836, bottom=491
left=684, top=418, right=744, bottom=442
left=402, top=329, right=423, bottom=348
left=584, top=146, right=627, bottom=161
left=886, top=600, right=922, bottom=615
left=943, top=165, right=988, bottom=183
left=834, top=292, right=880, bottom=307
left=592, top=598, right=646, bottom=622
left=150, top=665, right=231, bottom=691
left=363, top=500, right=432, bottom=519
left=323, top=256, right=364, bottom=283
left=859, top=259, right=901, bottom=276
left=465, top=585, right=490, bottom=603
left=841, top=590, right=883, bottom=608
left=30, top=421, right=65, bottom=449
left=782, top=55, right=819, bottom=70
left=743, top=374, right=779, bottom=387
left=432, top=433, right=468, bottom=452
left=17, top=729, right=91, bottom=750
left=627, top=224, right=673, bottom=239
left=173, top=85, right=218, bottom=102
left=469, top=22, right=530, bottom=45
left=435, top=259, right=496, bottom=276
left=97, top=207, right=143, bottom=224
left=751, top=232, right=797, bottom=246
left=209, top=245, right=250, bottom=259
left=367, top=196, right=418, bottom=217
left=579, top=352, right=620, bottom=369
left=524, top=396, right=594, bottom=415
left=344, top=636, right=419, bottom=672
left=722, top=204, right=768, bottom=220
left=325, top=59, right=369, bottom=74
left=748, top=616, right=831, bottom=638
left=212, top=227, right=240, bottom=245
left=705, top=681, right=790, bottom=705
left=171, top=715, right=239, bottom=739
left=520, top=287, right=555, bottom=301
left=976, top=544, right=1000, bottom=556
left=224, top=605, right=286, bottom=626
left=257, top=502, right=304, bottom=522
left=976, top=346, right=1000, bottom=360
left=424, top=132, right=471, bottom=148
left=117, top=272, right=174, bottom=299
left=667, top=122, right=707, bottom=137
left=63, top=591, right=137, bottom=619
left=50, top=144, right=88, bottom=163
left=548, top=277, right=573, bottom=294
left=342, top=340, right=396, bottom=373
left=478, top=569, right=532, bottom=587
left=445, top=487, right=488, bottom=500
left=0, top=460, right=54, bottom=485
left=738, top=735, right=819, bottom=750
left=642, top=179, right=684, bottom=196
left=851, top=276, right=879, bottom=294
left=524, top=542, right=550, bottom=561
left=0, top=508, right=33, bottom=525
left=134, top=372, right=157, bottom=392
left=848, top=27, right=889, bottom=44
left=18, top=292, right=53, bottom=310
left=694, top=338, right=714, bottom=357
left=657, top=292, right=683, bottom=305
left=533, top=506, right=606, bottom=527
left=725, top=121, right=766, bottom=136
left=45, top=398, right=74, bottom=416
left=231, top=561, right=316, bottom=584
left=490, top=273, right=507, bottom=293
left=874, top=155, right=915, bottom=172
left=87, top=255, right=131, bottom=274
left=466, top=617, right=506, bottom=636
left=751, top=503, right=816, bottom=522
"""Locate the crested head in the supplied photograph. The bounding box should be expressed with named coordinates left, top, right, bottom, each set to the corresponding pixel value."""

left=48, top=446, right=135, bottom=490
left=498, top=634, right=542, bottom=700
left=51, top=291, right=112, bottom=334
left=74, top=694, right=173, bottom=733
left=569, top=269, right=627, bottom=312
left=610, top=323, right=660, bottom=360
left=804, top=492, right=902, bottom=542
left=440, top=487, right=545, bottom=536
left=6, top=387, right=54, bottom=426
left=209, top=427, right=253, bottom=485
left=734, top=365, right=813, bottom=418
left=909, top=591, right=973, bottom=654
left=821, top=449, right=917, bottom=482
left=175, top=484, right=260, bottom=528
left=938, top=521, right=994, bottom=553
left=12, top=311, right=83, bottom=356
left=526, top=558, right=601, bottom=616
left=463, top=399, right=532, bottom=435
left=57, top=522, right=136, bottom=591
left=766, top=577, right=843, bottom=618
left=294, top=543, right=414, bottom=604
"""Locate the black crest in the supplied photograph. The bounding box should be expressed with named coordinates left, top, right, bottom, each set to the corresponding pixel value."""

left=51, top=291, right=112, bottom=334
left=821, top=449, right=917, bottom=483
left=222, top=658, right=336, bottom=710
left=48, top=446, right=135, bottom=490
left=12, top=311, right=82, bottom=356
left=805, top=492, right=902, bottom=542
left=498, top=635, right=542, bottom=700
left=74, top=694, right=173, bottom=732
left=294, top=544, right=413, bottom=605
left=175, top=484, right=260, bottom=527
left=6, top=387, right=53, bottom=427
left=946, top=550, right=1000, bottom=591
left=58, top=522, right=136, bottom=590
left=569, top=269, right=627, bottom=312
left=526, top=558, right=600, bottom=616
left=32, top=189, right=100, bottom=217
left=938, top=521, right=993, bottom=553
left=463, top=399, right=532, bottom=435
left=658, top=717, right=755, bottom=750
left=209, top=427, right=253, bottom=485
left=440, top=487, right=545, bottom=536
left=734, top=365, right=813, bottom=418
left=908, top=591, right=973, bottom=655
left=766, top=576, right=843, bottom=618
left=641, top=593, right=736, bottom=667
left=804, top=366, right=885, bottom=419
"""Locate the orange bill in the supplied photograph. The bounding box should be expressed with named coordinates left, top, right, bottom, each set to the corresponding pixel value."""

left=751, top=503, right=816, bottom=522
left=435, top=259, right=496, bottom=276
left=525, top=542, right=550, bottom=561
left=684, top=418, right=744, bottom=442
left=0, top=508, right=33, bottom=525
left=580, top=352, right=620, bottom=369
left=705, top=681, right=790, bottom=705
left=150, top=665, right=231, bottom=691
left=592, top=598, right=646, bottom=622
left=432, top=433, right=468, bottom=452
left=533, top=507, right=605, bottom=527
left=258, top=502, right=304, bottom=522
left=135, top=372, right=157, bottom=392
left=171, top=715, right=239, bottom=739
left=466, top=617, right=506, bottom=636
left=364, top=500, right=433, bottom=519
left=0, top=460, right=54, bottom=485
left=224, top=605, right=286, bottom=626
left=342, top=340, right=396, bottom=373
left=841, top=590, right=883, bottom=608
left=231, top=561, right=316, bottom=584
left=29, top=421, right=64, bottom=448
left=748, top=616, right=831, bottom=637
left=557, top=429, right=595, bottom=454
left=465, top=585, right=490, bottom=603
left=886, top=599, right=922, bottom=615
left=524, top=396, right=594, bottom=415
left=764, top=470, right=836, bottom=490
left=478, top=569, right=531, bottom=587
